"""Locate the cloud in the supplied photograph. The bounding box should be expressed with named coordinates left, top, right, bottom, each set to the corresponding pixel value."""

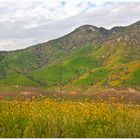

left=0, top=0, right=140, bottom=50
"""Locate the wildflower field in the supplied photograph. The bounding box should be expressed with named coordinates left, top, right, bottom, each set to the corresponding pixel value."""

left=0, top=97, right=140, bottom=138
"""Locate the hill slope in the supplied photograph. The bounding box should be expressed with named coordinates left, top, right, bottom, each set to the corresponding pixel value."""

left=0, top=20, right=140, bottom=95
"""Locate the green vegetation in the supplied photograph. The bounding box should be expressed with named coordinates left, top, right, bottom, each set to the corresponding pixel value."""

left=123, top=63, right=140, bottom=87
left=0, top=21, right=140, bottom=138
left=0, top=73, right=38, bottom=86
left=0, top=21, right=140, bottom=93
left=31, top=46, right=99, bottom=86
left=1, top=98, right=140, bottom=138
left=73, top=67, right=109, bottom=87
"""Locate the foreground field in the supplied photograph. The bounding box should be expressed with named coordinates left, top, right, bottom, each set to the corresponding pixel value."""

left=0, top=97, right=140, bottom=138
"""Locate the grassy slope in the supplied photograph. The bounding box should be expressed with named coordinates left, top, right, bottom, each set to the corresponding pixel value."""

left=0, top=43, right=139, bottom=93
left=30, top=44, right=140, bottom=92
left=4, top=49, right=41, bottom=72
left=0, top=72, right=38, bottom=86
left=31, top=46, right=100, bottom=86
left=0, top=72, right=40, bottom=94
left=0, top=21, right=139, bottom=93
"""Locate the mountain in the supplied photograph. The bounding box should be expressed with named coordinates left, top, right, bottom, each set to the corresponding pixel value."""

left=0, top=20, right=140, bottom=96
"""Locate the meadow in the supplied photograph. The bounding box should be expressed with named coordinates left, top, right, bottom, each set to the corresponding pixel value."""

left=1, top=96, right=140, bottom=138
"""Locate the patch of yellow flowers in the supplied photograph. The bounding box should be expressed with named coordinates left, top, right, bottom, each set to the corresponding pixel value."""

left=0, top=96, right=140, bottom=138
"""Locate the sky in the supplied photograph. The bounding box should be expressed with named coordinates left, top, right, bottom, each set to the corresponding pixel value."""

left=0, top=0, right=140, bottom=51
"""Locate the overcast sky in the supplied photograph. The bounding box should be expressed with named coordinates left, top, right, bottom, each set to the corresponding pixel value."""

left=0, top=0, right=140, bottom=51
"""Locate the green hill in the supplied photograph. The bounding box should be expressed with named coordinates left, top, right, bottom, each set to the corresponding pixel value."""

left=0, top=21, right=140, bottom=94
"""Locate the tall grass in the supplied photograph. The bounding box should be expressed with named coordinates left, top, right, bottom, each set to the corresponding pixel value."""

left=0, top=97, right=140, bottom=138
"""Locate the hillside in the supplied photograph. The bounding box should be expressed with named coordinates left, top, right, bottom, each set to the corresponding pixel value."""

left=0, top=20, right=140, bottom=96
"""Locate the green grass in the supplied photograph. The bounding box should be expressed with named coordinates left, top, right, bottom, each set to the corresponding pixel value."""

left=131, top=67, right=140, bottom=85
left=5, top=50, right=40, bottom=71
left=0, top=73, right=38, bottom=86
left=0, top=44, right=140, bottom=91
left=73, top=67, right=109, bottom=87
left=31, top=64, right=62, bottom=85
left=124, top=65, right=140, bottom=87
left=31, top=46, right=99, bottom=86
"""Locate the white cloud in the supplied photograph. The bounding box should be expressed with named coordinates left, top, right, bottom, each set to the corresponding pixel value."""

left=0, top=0, right=140, bottom=50
left=0, top=39, right=37, bottom=51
